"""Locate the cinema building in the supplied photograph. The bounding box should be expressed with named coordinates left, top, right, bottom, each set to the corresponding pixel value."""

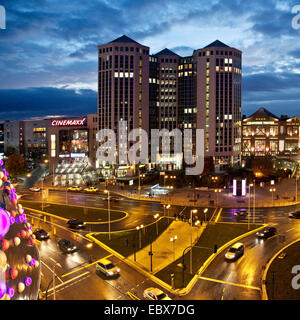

left=48, top=114, right=99, bottom=186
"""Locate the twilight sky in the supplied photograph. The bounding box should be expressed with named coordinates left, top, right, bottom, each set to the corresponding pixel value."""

left=0, top=0, right=300, bottom=120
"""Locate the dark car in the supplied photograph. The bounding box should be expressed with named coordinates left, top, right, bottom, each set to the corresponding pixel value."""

left=58, top=239, right=77, bottom=253
left=67, top=218, right=86, bottom=229
left=234, top=209, right=248, bottom=217
left=256, top=227, right=277, bottom=239
left=110, top=196, right=121, bottom=202
left=289, top=211, right=300, bottom=219
left=33, top=228, right=50, bottom=240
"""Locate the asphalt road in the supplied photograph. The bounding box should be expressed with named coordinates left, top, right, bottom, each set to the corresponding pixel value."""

left=20, top=190, right=212, bottom=232
left=30, top=214, right=174, bottom=300
left=183, top=206, right=300, bottom=300
left=21, top=190, right=300, bottom=300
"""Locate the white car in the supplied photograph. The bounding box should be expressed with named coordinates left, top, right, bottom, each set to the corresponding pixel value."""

left=225, top=242, right=244, bottom=261
left=96, top=259, right=120, bottom=277
left=29, top=187, right=41, bottom=192
left=143, top=288, right=172, bottom=300
left=84, top=187, right=98, bottom=192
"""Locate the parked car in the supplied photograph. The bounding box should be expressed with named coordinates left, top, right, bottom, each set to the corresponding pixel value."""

left=289, top=210, right=300, bottom=219
left=96, top=259, right=120, bottom=277
left=256, top=227, right=277, bottom=239
left=33, top=228, right=50, bottom=240
left=58, top=239, right=77, bottom=253
left=29, top=187, right=41, bottom=192
left=84, top=187, right=98, bottom=192
left=67, top=218, right=86, bottom=229
left=67, top=186, right=82, bottom=192
left=143, top=288, right=172, bottom=300
left=225, top=242, right=244, bottom=261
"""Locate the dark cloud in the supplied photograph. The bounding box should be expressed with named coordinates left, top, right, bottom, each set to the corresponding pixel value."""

left=0, top=87, right=97, bottom=121
left=0, top=0, right=299, bottom=120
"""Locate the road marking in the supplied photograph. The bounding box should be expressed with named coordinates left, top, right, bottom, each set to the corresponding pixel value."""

left=41, top=261, right=63, bottom=283
left=286, top=227, right=295, bottom=233
left=215, top=208, right=223, bottom=222
left=199, top=276, right=261, bottom=291
left=61, top=254, right=113, bottom=278
left=44, top=271, right=90, bottom=294
left=126, top=291, right=141, bottom=300
left=49, top=257, right=62, bottom=268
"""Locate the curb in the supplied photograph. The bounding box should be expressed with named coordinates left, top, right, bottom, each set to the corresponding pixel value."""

left=177, top=223, right=267, bottom=296
left=21, top=200, right=128, bottom=225
left=261, top=238, right=300, bottom=300
left=23, top=206, right=91, bottom=242
left=86, top=233, right=180, bottom=296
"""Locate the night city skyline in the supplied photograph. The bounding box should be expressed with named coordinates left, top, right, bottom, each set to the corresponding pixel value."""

left=0, top=0, right=300, bottom=308
left=0, top=0, right=300, bottom=121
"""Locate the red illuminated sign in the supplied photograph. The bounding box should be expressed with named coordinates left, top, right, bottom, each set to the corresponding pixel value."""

left=51, top=118, right=86, bottom=126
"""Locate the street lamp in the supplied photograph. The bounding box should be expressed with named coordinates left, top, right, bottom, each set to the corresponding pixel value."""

left=248, top=183, right=253, bottom=230
left=154, top=213, right=160, bottom=236
left=203, top=208, right=208, bottom=223
left=170, top=235, right=178, bottom=261
left=104, top=189, right=111, bottom=240
left=296, top=177, right=298, bottom=203
left=214, top=188, right=222, bottom=207
left=136, top=224, right=144, bottom=249
left=190, top=209, right=197, bottom=274
left=164, top=204, right=171, bottom=222
left=270, top=187, right=276, bottom=208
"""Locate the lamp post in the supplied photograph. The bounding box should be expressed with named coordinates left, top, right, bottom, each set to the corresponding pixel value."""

left=170, top=235, right=178, bottom=261
left=165, top=204, right=171, bottom=222
left=154, top=213, right=160, bottom=236
left=195, top=220, right=200, bottom=237
left=248, top=183, right=253, bottom=230
left=253, top=179, right=256, bottom=224
left=203, top=208, right=208, bottom=223
left=296, top=177, right=298, bottom=203
left=136, top=224, right=144, bottom=249
left=270, top=187, right=276, bottom=208
left=190, top=209, right=197, bottom=274
left=214, top=188, right=221, bottom=207
left=104, top=189, right=111, bottom=240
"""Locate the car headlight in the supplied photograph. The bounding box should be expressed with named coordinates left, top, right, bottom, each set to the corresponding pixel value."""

left=67, top=248, right=71, bottom=251
left=108, top=271, right=114, bottom=275
left=116, top=268, right=120, bottom=272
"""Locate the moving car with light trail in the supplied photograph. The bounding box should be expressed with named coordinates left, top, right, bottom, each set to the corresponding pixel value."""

left=225, top=242, right=244, bottom=261
left=58, top=239, right=77, bottom=253
left=143, top=288, right=172, bottom=300
left=96, top=258, right=120, bottom=277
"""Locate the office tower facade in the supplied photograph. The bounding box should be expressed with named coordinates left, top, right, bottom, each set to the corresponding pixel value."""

left=194, top=40, right=242, bottom=170
left=98, top=35, right=150, bottom=166
left=98, top=36, right=242, bottom=172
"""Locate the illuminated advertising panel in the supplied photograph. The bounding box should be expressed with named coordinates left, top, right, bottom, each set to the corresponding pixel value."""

left=51, top=118, right=86, bottom=127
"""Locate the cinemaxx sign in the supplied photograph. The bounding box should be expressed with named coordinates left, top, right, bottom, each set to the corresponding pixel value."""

left=51, top=118, right=86, bottom=126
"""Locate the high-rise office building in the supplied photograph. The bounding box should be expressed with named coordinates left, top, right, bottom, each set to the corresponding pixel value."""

left=98, top=35, right=150, bottom=166
left=194, top=40, right=242, bottom=170
left=98, top=36, right=242, bottom=172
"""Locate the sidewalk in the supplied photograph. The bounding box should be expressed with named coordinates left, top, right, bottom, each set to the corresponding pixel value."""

left=127, top=220, right=206, bottom=274
left=37, top=175, right=300, bottom=208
